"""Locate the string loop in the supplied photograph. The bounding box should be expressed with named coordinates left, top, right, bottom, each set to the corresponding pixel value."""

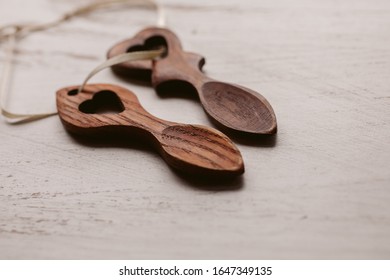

left=0, top=25, right=22, bottom=41
left=0, top=0, right=165, bottom=124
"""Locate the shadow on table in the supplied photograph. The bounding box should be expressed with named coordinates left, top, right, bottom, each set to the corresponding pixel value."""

left=170, top=168, right=244, bottom=192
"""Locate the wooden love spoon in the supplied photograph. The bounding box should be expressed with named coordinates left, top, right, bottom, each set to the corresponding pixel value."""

left=108, top=27, right=277, bottom=135
left=56, top=84, right=244, bottom=176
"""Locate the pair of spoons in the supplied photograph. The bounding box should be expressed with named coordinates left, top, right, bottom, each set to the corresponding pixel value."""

left=56, top=27, right=277, bottom=177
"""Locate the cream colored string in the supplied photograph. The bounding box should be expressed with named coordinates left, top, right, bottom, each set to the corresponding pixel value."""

left=0, top=0, right=165, bottom=124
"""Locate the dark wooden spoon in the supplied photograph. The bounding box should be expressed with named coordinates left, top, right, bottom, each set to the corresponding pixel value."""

left=108, top=27, right=277, bottom=135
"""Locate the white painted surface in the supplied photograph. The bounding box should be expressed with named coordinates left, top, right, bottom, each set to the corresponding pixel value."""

left=0, top=0, right=389, bottom=259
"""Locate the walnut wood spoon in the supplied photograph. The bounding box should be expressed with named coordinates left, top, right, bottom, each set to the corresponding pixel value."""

left=108, top=27, right=277, bottom=135
left=56, top=84, right=244, bottom=176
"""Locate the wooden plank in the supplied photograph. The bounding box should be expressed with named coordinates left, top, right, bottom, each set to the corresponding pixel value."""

left=0, top=0, right=389, bottom=259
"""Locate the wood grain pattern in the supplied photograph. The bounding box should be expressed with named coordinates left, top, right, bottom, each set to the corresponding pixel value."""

left=56, top=84, right=244, bottom=176
left=108, top=27, right=277, bottom=135
left=0, top=0, right=390, bottom=260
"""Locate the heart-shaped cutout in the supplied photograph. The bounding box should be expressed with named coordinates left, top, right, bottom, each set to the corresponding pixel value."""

left=79, top=90, right=125, bottom=114
left=127, top=36, right=168, bottom=57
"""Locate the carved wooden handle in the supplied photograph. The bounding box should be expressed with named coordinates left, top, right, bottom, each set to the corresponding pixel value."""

left=108, top=27, right=277, bottom=135
left=56, top=84, right=244, bottom=176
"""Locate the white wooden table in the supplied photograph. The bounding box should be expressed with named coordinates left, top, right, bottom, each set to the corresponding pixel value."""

left=0, top=0, right=389, bottom=259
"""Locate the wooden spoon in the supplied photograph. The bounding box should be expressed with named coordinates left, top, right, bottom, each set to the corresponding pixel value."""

left=56, top=84, right=244, bottom=176
left=108, top=27, right=277, bottom=135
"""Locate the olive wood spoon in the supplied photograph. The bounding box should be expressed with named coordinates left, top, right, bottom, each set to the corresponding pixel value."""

left=108, top=27, right=277, bottom=135
left=56, top=84, right=244, bottom=176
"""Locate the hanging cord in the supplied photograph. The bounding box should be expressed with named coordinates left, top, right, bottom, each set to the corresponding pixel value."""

left=78, top=48, right=165, bottom=94
left=0, top=0, right=165, bottom=124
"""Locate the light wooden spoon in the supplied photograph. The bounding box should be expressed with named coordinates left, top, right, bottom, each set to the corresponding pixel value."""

left=56, top=84, right=244, bottom=176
